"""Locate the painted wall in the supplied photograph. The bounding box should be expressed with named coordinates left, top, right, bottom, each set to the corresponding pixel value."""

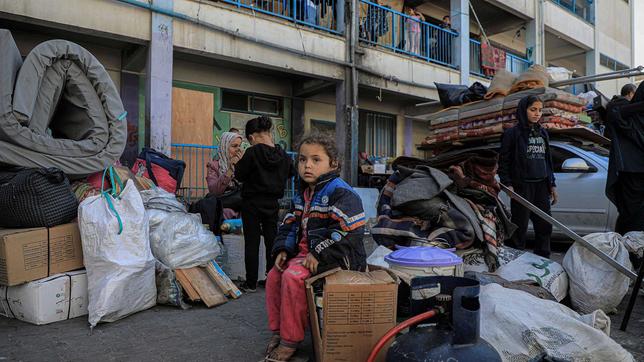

left=596, top=0, right=632, bottom=67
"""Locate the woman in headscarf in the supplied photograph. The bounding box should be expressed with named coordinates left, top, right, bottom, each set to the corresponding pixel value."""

left=605, top=82, right=644, bottom=234
left=207, top=131, right=244, bottom=219
left=499, top=95, right=557, bottom=258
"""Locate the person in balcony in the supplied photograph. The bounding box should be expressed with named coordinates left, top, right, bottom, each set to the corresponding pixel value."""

left=435, top=15, right=454, bottom=64
left=235, top=115, right=295, bottom=293
left=206, top=131, right=244, bottom=219
left=404, top=7, right=424, bottom=55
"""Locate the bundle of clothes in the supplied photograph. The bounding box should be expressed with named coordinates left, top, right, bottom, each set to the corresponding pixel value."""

left=372, top=151, right=516, bottom=272
left=422, top=67, right=589, bottom=147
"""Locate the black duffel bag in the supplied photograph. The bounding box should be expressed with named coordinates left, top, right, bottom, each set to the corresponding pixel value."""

left=0, top=167, right=78, bottom=228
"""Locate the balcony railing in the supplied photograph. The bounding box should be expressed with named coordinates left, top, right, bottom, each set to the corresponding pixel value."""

left=358, top=0, right=458, bottom=68
left=469, top=39, right=531, bottom=77
left=550, top=0, right=594, bottom=24
left=222, top=0, right=341, bottom=34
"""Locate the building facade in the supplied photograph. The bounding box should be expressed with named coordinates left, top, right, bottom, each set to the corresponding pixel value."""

left=0, top=0, right=634, bottom=184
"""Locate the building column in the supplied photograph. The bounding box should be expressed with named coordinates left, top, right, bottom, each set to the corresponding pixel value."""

left=336, top=0, right=346, bottom=35
left=450, top=0, right=469, bottom=85
left=403, top=117, right=413, bottom=156
left=526, top=0, right=545, bottom=66
left=146, top=0, right=174, bottom=156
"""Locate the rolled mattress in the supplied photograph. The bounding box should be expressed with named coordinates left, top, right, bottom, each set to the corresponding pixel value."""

left=0, top=30, right=126, bottom=178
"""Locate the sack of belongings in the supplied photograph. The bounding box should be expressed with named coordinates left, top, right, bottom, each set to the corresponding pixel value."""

left=0, top=167, right=78, bottom=228
left=495, top=247, right=569, bottom=302
left=141, top=188, right=222, bottom=270
left=480, top=284, right=634, bottom=362
left=78, top=169, right=156, bottom=328
left=563, top=232, right=633, bottom=314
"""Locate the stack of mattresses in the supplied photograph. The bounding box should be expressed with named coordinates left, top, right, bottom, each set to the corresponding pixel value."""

left=422, top=87, right=586, bottom=147
left=0, top=29, right=126, bottom=178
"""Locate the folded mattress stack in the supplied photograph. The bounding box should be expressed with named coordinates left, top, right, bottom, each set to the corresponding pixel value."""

left=0, top=30, right=126, bottom=178
left=422, top=87, right=587, bottom=147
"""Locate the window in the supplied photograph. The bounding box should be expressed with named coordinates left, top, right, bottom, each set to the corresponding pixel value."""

left=600, top=54, right=629, bottom=72
left=359, top=111, right=396, bottom=157
left=221, top=89, right=282, bottom=116
left=311, top=119, right=336, bottom=139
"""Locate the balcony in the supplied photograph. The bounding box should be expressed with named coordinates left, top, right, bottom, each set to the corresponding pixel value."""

left=469, top=39, right=531, bottom=78
left=550, top=0, right=594, bottom=24
left=221, top=0, right=341, bottom=34
left=358, top=0, right=458, bottom=68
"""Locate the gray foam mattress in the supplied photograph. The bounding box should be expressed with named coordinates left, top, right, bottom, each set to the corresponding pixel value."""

left=0, top=30, right=126, bottom=178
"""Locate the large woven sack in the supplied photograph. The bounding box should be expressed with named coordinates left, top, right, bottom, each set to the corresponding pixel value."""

left=510, top=64, right=550, bottom=93
left=0, top=167, right=77, bottom=228
left=484, top=70, right=517, bottom=99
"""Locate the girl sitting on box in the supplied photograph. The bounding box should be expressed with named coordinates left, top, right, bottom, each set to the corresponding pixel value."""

left=264, top=134, right=367, bottom=361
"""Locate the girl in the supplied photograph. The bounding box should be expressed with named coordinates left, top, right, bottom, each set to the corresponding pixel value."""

left=404, top=7, right=423, bottom=55
left=264, top=134, right=367, bottom=361
left=235, top=116, right=294, bottom=292
left=499, top=95, right=558, bottom=258
left=206, top=131, right=243, bottom=219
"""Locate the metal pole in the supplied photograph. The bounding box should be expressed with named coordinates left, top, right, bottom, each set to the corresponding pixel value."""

left=500, top=183, right=637, bottom=281
left=550, top=66, right=644, bottom=87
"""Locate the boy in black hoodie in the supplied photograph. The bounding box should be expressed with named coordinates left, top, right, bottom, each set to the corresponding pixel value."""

left=235, top=115, right=295, bottom=292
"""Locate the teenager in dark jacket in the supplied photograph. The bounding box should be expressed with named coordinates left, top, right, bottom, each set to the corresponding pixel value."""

left=264, top=134, right=366, bottom=361
left=235, top=115, right=294, bottom=292
left=606, top=82, right=644, bottom=233
left=499, top=95, right=558, bottom=258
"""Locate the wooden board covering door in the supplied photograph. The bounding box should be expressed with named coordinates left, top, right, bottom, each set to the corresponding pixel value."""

left=171, top=87, right=215, bottom=199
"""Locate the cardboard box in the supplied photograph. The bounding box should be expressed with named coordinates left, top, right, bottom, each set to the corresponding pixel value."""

left=306, top=268, right=398, bottom=362
left=0, top=224, right=84, bottom=286
left=48, top=223, right=84, bottom=275
left=0, top=228, right=49, bottom=286
left=0, top=270, right=88, bottom=325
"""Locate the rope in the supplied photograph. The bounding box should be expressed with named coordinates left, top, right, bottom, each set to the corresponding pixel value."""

left=469, top=0, right=488, bottom=45
left=100, top=167, right=125, bottom=235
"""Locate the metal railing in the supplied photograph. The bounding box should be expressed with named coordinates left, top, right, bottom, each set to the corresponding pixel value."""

left=171, top=143, right=297, bottom=206
left=469, top=39, right=531, bottom=77
left=358, top=0, right=458, bottom=68
left=222, top=0, right=341, bottom=34
left=550, top=0, right=594, bottom=24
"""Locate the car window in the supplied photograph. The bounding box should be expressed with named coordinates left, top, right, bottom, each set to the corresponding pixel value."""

left=551, top=146, right=581, bottom=173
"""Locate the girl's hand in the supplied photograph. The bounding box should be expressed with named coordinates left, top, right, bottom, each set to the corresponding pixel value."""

left=302, top=253, right=319, bottom=274
left=550, top=187, right=558, bottom=205
left=274, top=252, right=288, bottom=272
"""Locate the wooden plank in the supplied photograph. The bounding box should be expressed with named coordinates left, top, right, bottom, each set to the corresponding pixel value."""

left=175, top=269, right=200, bottom=302
left=181, top=267, right=228, bottom=307
left=206, top=260, right=242, bottom=299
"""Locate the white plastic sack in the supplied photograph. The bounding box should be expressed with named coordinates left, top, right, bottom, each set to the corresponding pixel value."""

left=480, top=284, right=634, bottom=362
left=78, top=180, right=156, bottom=328
left=623, top=231, right=644, bottom=257
left=563, top=232, right=633, bottom=314
left=148, top=209, right=221, bottom=270
left=547, top=66, right=573, bottom=82
left=495, top=247, right=569, bottom=301
left=140, top=188, right=186, bottom=213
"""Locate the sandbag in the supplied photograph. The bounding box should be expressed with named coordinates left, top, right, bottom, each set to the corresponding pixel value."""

left=510, top=64, right=550, bottom=94
left=78, top=179, right=156, bottom=328
left=480, top=284, right=634, bottom=362
left=0, top=30, right=127, bottom=178
left=563, top=232, right=633, bottom=314
left=484, top=70, right=517, bottom=99
left=495, top=247, right=569, bottom=302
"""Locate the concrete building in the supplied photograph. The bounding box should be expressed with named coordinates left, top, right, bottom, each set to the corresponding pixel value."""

left=0, top=0, right=635, bottom=185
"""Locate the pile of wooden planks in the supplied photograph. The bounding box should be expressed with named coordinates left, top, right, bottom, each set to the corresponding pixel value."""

left=175, top=259, right=242, bottom=308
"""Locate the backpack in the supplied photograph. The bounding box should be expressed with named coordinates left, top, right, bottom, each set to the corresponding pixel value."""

left=131, top=148, right=186, bottom=194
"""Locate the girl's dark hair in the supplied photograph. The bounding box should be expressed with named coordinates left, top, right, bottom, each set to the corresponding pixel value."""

left=245, top=115, right=273, bottom=139
left=524, top=95, right=542, bottom=108
left=298, top=133, right=342, bottom=171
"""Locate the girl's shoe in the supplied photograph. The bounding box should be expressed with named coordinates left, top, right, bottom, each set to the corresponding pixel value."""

left=265, top=334, right=281, bottom=355
left=265, top=344, right=297, bottom=362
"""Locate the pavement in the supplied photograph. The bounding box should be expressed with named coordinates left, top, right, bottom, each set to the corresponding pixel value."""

left=0, top=247, right=642, bottom=362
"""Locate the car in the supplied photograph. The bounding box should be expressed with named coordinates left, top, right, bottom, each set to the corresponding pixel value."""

left=425, top=138, right=616, bottom=239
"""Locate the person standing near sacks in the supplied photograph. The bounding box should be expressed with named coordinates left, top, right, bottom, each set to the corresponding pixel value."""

left=499, top=95, right=558, bottom=258
left=605, top=82, right=644, bottom=234
left=235, top=115, right=295, bottom=292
